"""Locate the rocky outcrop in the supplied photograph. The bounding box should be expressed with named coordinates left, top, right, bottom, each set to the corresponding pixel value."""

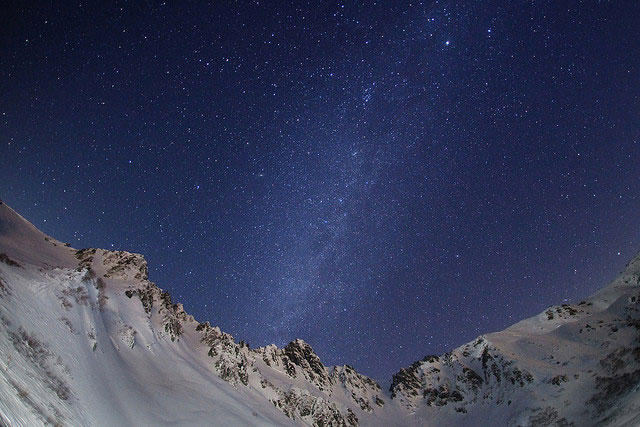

left=157, top=291, right=187, bottom=342
left=102, top=250, right=149, bottom=281
left=75, top=248, right=149, bottom=282
left=196, top=321, right=250, bottom=386
left=284, top=339, right=332, bottom=391
left=390, top=358, right=427, bottom=400
left=125, top=285, right=154, bottom=314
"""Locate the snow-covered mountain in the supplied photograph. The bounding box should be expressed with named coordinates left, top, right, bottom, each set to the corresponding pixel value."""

left=0, top=200, right=639, bottom=426
left=388, top=250, right=640, bottom=426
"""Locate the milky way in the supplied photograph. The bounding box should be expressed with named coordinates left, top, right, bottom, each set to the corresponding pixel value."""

left=1, top=1, right=639, bottom=381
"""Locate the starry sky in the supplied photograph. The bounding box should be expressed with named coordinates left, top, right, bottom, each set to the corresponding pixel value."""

left=1, top=1, right=639, bottom=382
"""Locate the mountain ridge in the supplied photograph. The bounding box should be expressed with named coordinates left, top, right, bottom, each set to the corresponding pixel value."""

left=1, top=200, right=639, bottom=426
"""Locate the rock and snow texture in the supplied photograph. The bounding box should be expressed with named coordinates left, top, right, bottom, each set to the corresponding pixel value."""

left=389, top=254, right=640, bottom=426
left=0, top=202, right=388, bottom=427
left=0, top=199, right=639, bottom=426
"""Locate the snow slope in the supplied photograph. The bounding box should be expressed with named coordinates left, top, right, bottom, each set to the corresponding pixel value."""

left=0, top=200, right=639, bottom=426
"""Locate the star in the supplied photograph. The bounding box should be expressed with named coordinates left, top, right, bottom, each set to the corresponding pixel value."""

left=2, top=0, right=639, bottom=383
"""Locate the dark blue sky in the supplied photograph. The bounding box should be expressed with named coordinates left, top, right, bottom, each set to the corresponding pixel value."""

left=1, top=1, right=639, bottom=382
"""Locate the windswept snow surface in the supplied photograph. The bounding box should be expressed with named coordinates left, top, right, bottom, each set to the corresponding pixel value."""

left=1, top=200, right=640, bottom=426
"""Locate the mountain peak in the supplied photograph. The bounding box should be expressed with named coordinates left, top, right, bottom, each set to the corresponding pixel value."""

left=75, top=247, right=149, bottom=282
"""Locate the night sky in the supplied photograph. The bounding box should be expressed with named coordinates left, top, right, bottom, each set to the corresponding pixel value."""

left=1, top=1, right=639, bottom=382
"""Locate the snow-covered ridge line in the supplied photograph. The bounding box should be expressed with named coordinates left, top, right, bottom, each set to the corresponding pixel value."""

left=0, top=201, right=391, bottom=426
left=1, top=199, right=640, bottom=426
left=75, top=244, right=386, bottom=423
